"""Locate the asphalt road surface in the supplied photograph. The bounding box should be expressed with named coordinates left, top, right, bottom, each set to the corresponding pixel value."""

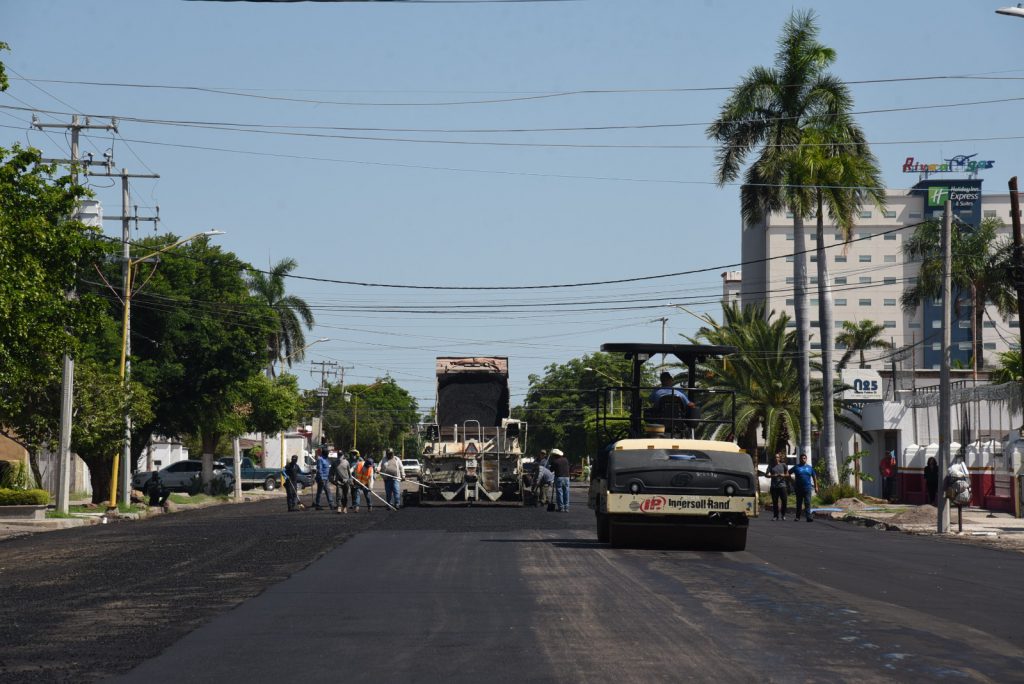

left=2, top=486, right=1023, bottom=683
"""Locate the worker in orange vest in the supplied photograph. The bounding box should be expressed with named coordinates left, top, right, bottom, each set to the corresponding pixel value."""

left=353, top=457, right=376, bottom=512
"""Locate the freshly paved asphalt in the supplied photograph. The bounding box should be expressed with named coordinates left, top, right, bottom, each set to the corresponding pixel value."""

left=3, top=486, right=1023, bottom=683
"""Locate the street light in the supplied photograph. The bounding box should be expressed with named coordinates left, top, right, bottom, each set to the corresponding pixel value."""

left=584, top=367, right=621, bottom=414
left=109, top=229, right=224, bottom=510
left=272, top=337, right=330, bottom=377
left=347, top=379, right=385, bottom=451
left=996, top=4, right=1024, bottom=17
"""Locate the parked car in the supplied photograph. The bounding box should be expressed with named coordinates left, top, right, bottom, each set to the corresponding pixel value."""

left=401, top=458, right=421, bottom=479
left=132, top=460, right=233, bottom=494
left=216, top=456, right=284, bottom=491
left=756, top=464, right=772, bottom=493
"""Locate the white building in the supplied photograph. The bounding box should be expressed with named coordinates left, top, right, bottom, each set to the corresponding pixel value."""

left=737, top=179, right=1018, bottom=370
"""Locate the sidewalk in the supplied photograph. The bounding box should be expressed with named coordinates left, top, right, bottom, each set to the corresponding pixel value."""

left=814, top=498, right=1024, bottom=552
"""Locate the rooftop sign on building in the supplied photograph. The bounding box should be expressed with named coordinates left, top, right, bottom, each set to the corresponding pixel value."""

left=902, top=154, right=994, bottom=177
left=842, top=369, right=884, bottom=401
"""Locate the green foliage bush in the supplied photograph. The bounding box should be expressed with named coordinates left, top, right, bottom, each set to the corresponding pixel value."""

left=816, top=482, right=858, bottom=505
left=0, top=461, right=30, bottom=489
left=0, top=488, right=50, bottom=505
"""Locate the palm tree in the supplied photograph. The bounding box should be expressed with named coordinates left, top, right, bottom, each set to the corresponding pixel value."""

left=248, top=258, right=315, bottom=377
left=901, top=217, right=1016, bottom=370
left=692, top=302, right=868, bottom=458
left=708, top=9, right=857, bottom=467
left=796, top=123, right=886, bottom=483
left=835, top=320, right=892, bottom=370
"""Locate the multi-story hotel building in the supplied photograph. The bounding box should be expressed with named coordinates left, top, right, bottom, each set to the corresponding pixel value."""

left=737, top=176, right=1018, bottom=370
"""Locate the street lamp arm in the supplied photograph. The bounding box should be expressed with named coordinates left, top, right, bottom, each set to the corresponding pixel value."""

left=131, top=229, right=224, bottom=266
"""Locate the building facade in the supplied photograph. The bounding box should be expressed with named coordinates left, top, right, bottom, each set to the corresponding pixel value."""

left=738, top=180, right=1017, bottom=370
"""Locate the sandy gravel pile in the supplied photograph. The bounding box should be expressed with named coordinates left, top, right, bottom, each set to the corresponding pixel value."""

left=833, top=497, right=870, bottom=511
left=887, top=504, right=939, bottom=526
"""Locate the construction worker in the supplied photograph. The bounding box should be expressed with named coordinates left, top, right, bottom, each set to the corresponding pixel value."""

left=284, top=455, right=302, bottom=512
left=379, top=449, right=405, bottom=509
left=353, top=456, right=376, bottom=512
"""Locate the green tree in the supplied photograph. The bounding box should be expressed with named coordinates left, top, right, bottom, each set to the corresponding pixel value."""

left=70, top=360, right=153, bottom=503
left=516, top=352, right=651, bottom=459
left=901, top=216, right=1015, bottom=369
left=708, top=9, right=856, bottom=465
left=0, top=144, right=106, bottom=483
left=835, top=320, right=892, bottom=370
left=323, top=378, right=419, bottom=456
left=247, top=258, right=315, bottom=378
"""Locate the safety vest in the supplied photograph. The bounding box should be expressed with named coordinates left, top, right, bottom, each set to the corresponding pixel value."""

left=355, top=462, right=373, bottom=486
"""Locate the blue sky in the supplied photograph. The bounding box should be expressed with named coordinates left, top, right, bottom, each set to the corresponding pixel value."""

left=4, top=0, right=1023, bottom=415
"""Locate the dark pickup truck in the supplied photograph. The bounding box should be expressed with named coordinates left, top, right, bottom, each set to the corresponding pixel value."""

left=216, top=457, right=283, bottom=491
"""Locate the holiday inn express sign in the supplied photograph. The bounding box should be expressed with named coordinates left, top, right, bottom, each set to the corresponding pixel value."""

left=903, top=154, right=995, bottom=175
left=926, top=183, right=981, bottom=208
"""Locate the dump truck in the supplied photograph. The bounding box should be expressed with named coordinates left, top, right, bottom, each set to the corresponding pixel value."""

left=412, top=357, right=527, bottom=505
left=588, top=343, right=757, bottom=551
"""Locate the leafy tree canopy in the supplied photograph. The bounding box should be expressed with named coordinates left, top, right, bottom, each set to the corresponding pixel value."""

left=322, top=378, right=419, bottom=457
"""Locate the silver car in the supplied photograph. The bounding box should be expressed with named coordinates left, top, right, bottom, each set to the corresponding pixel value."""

left=401, top=458, right=421, bottom=479
left=132, top=460, right=233, bottom=493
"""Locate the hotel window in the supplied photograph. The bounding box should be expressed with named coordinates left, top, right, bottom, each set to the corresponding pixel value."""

left=811, top=320, right=820, bottom=327
left=984, top=342, right=997, bottom=350
left=859, top=255, right=872, bottom=263
left=810, top=254, right=818, bottom=262
left=932, top=320, right=941, bottom=328
left=835, top=255, right=847, bottom=263
left=785, top=211, right=795, bottom=218
left=909, top=210, right=923, bottom=219
left=883, top=210, right=897, bottom=219
left=932, top=343, right=942, bottom=351
left=884, top=277, right=896, bottom=285
left=884, top=255, right=897, bottom=263
left=958, top=320, right=970, bottom=329
left=859, top=298, right=871, bottom=306
left=835, top=320, right=846, bottom=328
left=835, top=299, right=847, bottom=306
left=834, top=276, right=847, bottom=285
left=932, top=298, right=943, bottom=307
left=884, top=299, right=897, bottom=306
left=859, top=277, right=872, bottom=284
left=884, top=320, right=896, bottom=328
left=908, top=322, right=921, bottom=329
left=884, top=233, right=897, bottom=240
left=810, top=276, right=818, bottom=284
left=983, top=320, right=995, bottom=328
left=809, top=233, right=818, bottom=241
left=984, top=210, right=997, bottom=219
left=786, top=299, right=794, bottom=306
left=1012, top=319, right=1020, bottom=328
left=958, top=341, right=972, bottom=351
left=1012, top=343, right=1021, bottom=351
left=811, top=342, right=822, bottom=350
left=837, top=342, right=848, bottom=349
left=811, top=298, right=819, bottom=305
left=786, top=233, right=794, bottom=240
left=859, top=211, right=873, bottom=219
left=834, top=232, right=844, bottom=240
left=786, top=277, right=794, bottom=284
left=786, top=255, right=795, bottom=262
left=857, top=232, right=871, bottom=240
left=786, top=321, right=796, bottom=328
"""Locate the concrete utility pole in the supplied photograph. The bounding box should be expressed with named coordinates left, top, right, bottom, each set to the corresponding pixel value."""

left=938, top=199, right=953, bottom=534
left=90, top=168, right=159, bottom=507
left=309, top=361, right=340, bottom=445
left=1010, top=177, right=1024, bottom=336
left=653, top=317, right=669, bottom=369
left=32, top=114, right=117, bottom=514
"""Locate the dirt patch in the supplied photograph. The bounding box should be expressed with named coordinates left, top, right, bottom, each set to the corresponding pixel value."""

left=833, top=497, right=871, bottom=511
left=887, top=504, right=939, bottom=527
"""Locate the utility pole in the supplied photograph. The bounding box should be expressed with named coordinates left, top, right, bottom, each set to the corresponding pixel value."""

left=32, top=114, right=117, bottom=514
left=90, top=168, right=159, bottom=507
left=938, top=199, right=952, bottom=534
left=653, top=317, right=669, bottom=370
left=310, top=361, right=340, bottom=446
left=1010, top=176, right=1024, bottom=520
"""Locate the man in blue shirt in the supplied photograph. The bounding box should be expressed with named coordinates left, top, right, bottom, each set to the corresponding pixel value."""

left=649, top=371, right=696, bottom=410
left=789, top=453, right=817, bottom=522
left=313, top=446, right=335, bottom=511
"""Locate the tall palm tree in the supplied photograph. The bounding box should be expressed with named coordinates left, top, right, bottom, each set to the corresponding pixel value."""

left=708, top=9, right=856, bottom=468
left=248, top=258, right=315, bottom=377
left=794, top=123, right=886, bottom=483
left=901, top=217, right=1016, bottom=370
left=835, top=320, right=892, bottom=370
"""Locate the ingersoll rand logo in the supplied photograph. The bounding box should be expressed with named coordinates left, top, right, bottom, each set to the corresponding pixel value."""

left=639, top=497, right=667, bottom=512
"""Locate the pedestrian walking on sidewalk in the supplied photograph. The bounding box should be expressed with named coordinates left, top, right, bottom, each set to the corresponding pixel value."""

left=551, top=448, right=571, bottom=512
left=789, top=453, right=817, bottom=522
left=330, top=451, right=351, bottom=513
left=314, top=447, right=335, bottom=511
left=353, top=457, right=375, bottom=512
left=767, top=452, right=789, bottom=520
left=379, top=450, right=405, bottom=509
left=880, top=450, right=898, bottom=502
